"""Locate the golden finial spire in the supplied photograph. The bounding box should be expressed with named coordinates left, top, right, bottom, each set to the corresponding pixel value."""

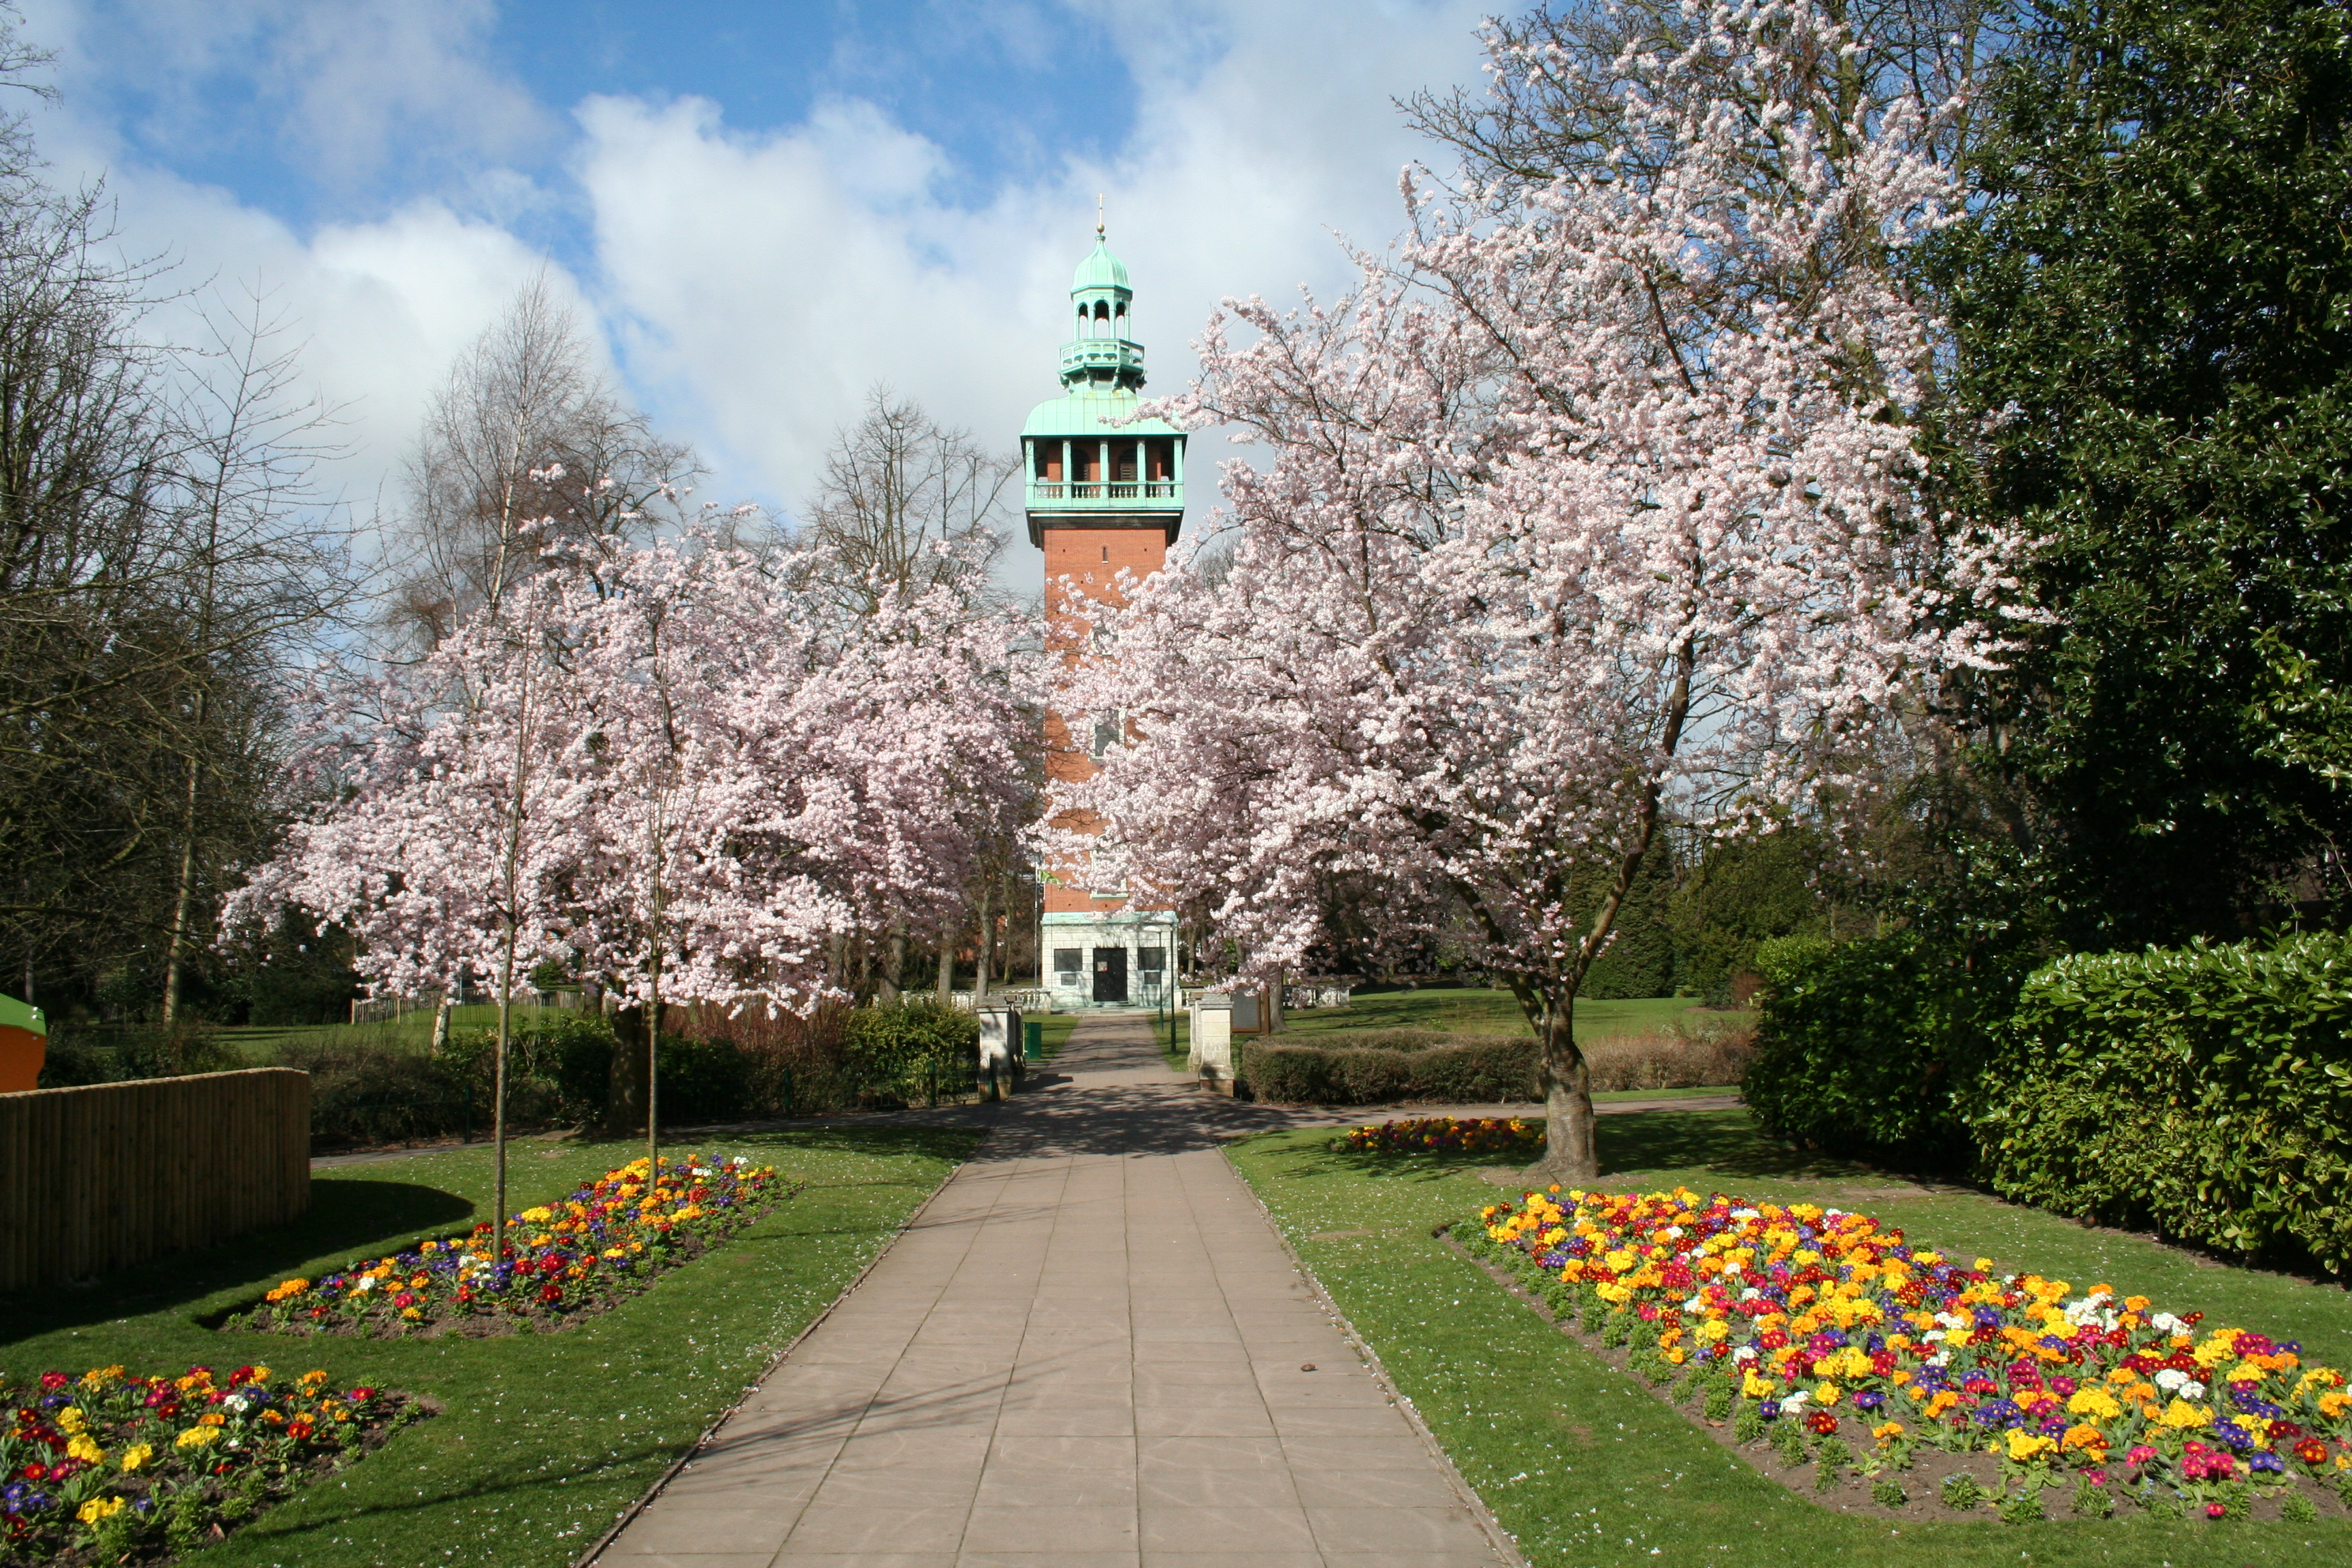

left=1096, top=193, right=1105, bottom=238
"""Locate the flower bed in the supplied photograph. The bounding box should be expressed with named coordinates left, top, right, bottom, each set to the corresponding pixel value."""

left=225, top=1152, right=788, bottom=1338
left=1467, top=1186, right=2352, bottom=1523
left=1, top=1362, right=424, bottom=1563
left=1334, top=1115, right=1544, bottom=1160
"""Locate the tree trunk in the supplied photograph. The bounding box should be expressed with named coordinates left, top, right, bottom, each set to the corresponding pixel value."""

left=879, top=919, right=907, bottom=1003
left=608, top=1004, right=649, bottom=1135
left=429, top=998, right=451, bottom=1058
left=934, top=918, right=956, bottom=1004
left=159, top=764, right=200, bottom=1024
left=1530, top=992, right=1599, bottom=1181
left=974, top=883, right=994, bottom=1002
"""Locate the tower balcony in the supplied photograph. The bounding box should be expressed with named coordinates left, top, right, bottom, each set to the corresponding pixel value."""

left=1026, top=478, right=1182, bottom=506
left=1060, top=338, right=1145, bottom=382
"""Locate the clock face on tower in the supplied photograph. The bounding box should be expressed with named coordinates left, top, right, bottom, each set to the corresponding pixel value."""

left=1026, top=227, right=1183, bottom=974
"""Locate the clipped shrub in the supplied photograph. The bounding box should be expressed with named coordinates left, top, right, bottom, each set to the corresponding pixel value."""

left=1240, top=1036, right=1537, bottom=1105
left=276, top=1040, right=466, bottom=1149
left=1742, top=928, right=2026, bottom=1169
left=1970, top=932, right=2352, bottom=1273
left=843, top=999, right=980, bottom=1105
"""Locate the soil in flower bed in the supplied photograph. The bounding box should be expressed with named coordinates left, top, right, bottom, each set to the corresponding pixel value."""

left=1, top=1363, right=428, bottom=1566
left=216, top=1152, right=796, bottom=1339
left=1454, top=1186, right=2352, bottom=1528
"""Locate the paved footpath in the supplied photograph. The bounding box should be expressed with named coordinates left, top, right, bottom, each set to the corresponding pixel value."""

left=593, top=1013, right=1515, bottom=1568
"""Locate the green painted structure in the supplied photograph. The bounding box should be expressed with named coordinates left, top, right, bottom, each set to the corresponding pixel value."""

left=1020, top=228, right=1187, bottom=548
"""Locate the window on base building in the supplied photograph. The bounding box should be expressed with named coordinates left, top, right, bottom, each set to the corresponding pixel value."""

left=1053, top=948, right=1082, bottom=983
left=1139, top=946, right=1165, bottom=973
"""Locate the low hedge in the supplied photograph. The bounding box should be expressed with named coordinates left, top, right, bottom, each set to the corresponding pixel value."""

left=1972, top=932, right=2352, bottom=1273
left=1742, top=930, right=2027, bottom=1170
left=1240, top=1035, right=1537, bottom=1105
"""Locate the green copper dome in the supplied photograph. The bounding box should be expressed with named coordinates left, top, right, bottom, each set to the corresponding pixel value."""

left=1071, top=237, right=1131, bottom=295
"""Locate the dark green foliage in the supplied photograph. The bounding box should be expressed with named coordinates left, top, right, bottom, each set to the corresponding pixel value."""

left=1578, top=842, right=1676, bottom=999
left=232, top=910, right=363, bottom=1026
left=1941, top=1473, right=1982, bottom=1510
left=1239, top=1036, right=1535, bottom=1105
left=1971, top=932, right=2352, bottom=1272
left=35, top=1023, right=246, bottom=1088
left=2285, top=1490, right=2321, bottom=1524
left=1999, top=1488, right=2046, bottom=1524
left=1733, top=1401, right=1764, bottom=1444
left=1938, top=0, right=2352, bottom=942
left=1742, top=929, right=2029, bottom=1169
left=841, top=999, right=980, bottom=1103
left=1873, top=1477, right=1907, bottom=1509
left=2071, top=1475, right=2113, bottom=1518
left=1669, top=830, right=1829, bottom=1007
left=1702, top=1383, right=1731, bottom=1422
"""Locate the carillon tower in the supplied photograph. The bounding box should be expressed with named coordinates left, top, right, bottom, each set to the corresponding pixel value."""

left=1024, top=217, right=1184, bottom=1011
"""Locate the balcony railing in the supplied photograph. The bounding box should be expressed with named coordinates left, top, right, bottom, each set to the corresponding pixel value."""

left=1028, top=480, right=1181, bottom=503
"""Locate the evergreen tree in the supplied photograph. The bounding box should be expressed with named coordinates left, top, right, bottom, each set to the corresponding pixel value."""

left=1940, top=0, right=2352, bottom=942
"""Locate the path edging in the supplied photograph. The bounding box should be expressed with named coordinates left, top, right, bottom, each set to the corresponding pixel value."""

left=1218, top=1144, right=1533, bottom=1568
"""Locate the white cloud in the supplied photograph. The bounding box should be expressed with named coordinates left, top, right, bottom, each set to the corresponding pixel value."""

left=20, top=0, right=1494, bottom=594
left=576, top=0, right=1490, bottom=592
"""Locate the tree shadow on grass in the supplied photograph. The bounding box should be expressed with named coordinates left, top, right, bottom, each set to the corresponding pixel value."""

left=0, top=1179, right=478, bottom=1343
left=1267, top=1109, right=1877, bottom=1190
left=1598, top=1109, right=1877, bottom=1183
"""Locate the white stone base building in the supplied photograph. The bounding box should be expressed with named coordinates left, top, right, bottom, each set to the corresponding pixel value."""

left=1040, top=909, right=1179, bottom=1011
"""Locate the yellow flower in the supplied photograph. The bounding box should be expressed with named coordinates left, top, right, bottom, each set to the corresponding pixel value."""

left=55, top=1407, right=84, bottom=1433
left=1814, top=1382, right=1842, bottom=1406
left=118, top=1444, right=153, bottom=1473
left=2061, top=1424, right=2109, bottom=1453
left=65, top=1434, right=104, bottom=1465
left=1742, top=1371, right=1778, bottom=1400
left=175, top=1426, right=221, bottom=1450
left=521, top=1205, right=554, bottom=1223
left=77, top=1366, right=124, bottom=1390
left=76, top=1497, right=126, bottom=1525
left=2066, top=1387, right=2123, bottom=1420
left=2004, top=1430, right=2059, bottom=1463
left=1872, top=1421, right=1906, bottom=1444
left=2157, top=1399, right=2211, bottom=1431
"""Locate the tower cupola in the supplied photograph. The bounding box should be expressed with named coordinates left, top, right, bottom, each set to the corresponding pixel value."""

left=1019, top=219, right=1185, bottom=547
left=1062, top=228, right=1145, bottom=393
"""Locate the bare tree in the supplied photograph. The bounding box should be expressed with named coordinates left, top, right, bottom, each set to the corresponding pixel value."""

left=798, top=385, right=1014, bottom=616
left=156, top=285, right=358, bottom=1022
left=385, top=274, right=700, bottom=655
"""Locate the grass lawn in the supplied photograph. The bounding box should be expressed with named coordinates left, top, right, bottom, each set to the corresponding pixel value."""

left=1227, top=1108, right=2352, bottom=1567
left=1279, top=987, right=1749, bottom=1043
left=0, top=1125, right=977, bottom=1567
left=208, top=1004, right=522, bottom=1062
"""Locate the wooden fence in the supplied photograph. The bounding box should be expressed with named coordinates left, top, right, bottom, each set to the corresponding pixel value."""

left=0, top=1068, right=310, bottom=1292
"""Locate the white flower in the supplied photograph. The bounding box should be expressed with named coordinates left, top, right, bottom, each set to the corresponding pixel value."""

left=1732, top=1209, right=1760, bottom=1220
left=2180, top=1379, right=2206, bottom=1401
left=2152, top=1312, right=2191, bottom=1334
left=2155, top=1369, right=2187, bottom=1392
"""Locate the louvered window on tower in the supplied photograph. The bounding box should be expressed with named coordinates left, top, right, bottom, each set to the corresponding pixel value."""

left=1053, top=947, right=1082, bottom=984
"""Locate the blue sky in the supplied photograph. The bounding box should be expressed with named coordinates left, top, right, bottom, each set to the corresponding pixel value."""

left=21, top=0, right=1489, bottom=583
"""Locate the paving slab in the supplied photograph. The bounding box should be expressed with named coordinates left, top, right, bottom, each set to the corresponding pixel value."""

left=591, top=1013, right=1514, bottom=1568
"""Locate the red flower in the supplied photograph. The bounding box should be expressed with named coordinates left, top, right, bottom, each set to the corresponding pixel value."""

left=538, top=1281, right=563, bottom=1304
left=35, top=1374, right=66, bottom=1392
left=2295, top=1439, right=2330, bottom=1467
left=19, top=1465, right=45, bottom=1482
left=1805, top=1410, right=1840, bottom=1437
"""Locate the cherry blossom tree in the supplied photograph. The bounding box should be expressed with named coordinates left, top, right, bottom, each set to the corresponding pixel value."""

left=1056, top=0, right=2029, bottom=1179
left=233, top=525, right=1033, bottom=1193
left=227, top=545, right=590, bottom=1258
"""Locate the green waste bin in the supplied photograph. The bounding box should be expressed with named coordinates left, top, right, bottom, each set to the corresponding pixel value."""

left=1023, top=1019, right=1043, bottom=1062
